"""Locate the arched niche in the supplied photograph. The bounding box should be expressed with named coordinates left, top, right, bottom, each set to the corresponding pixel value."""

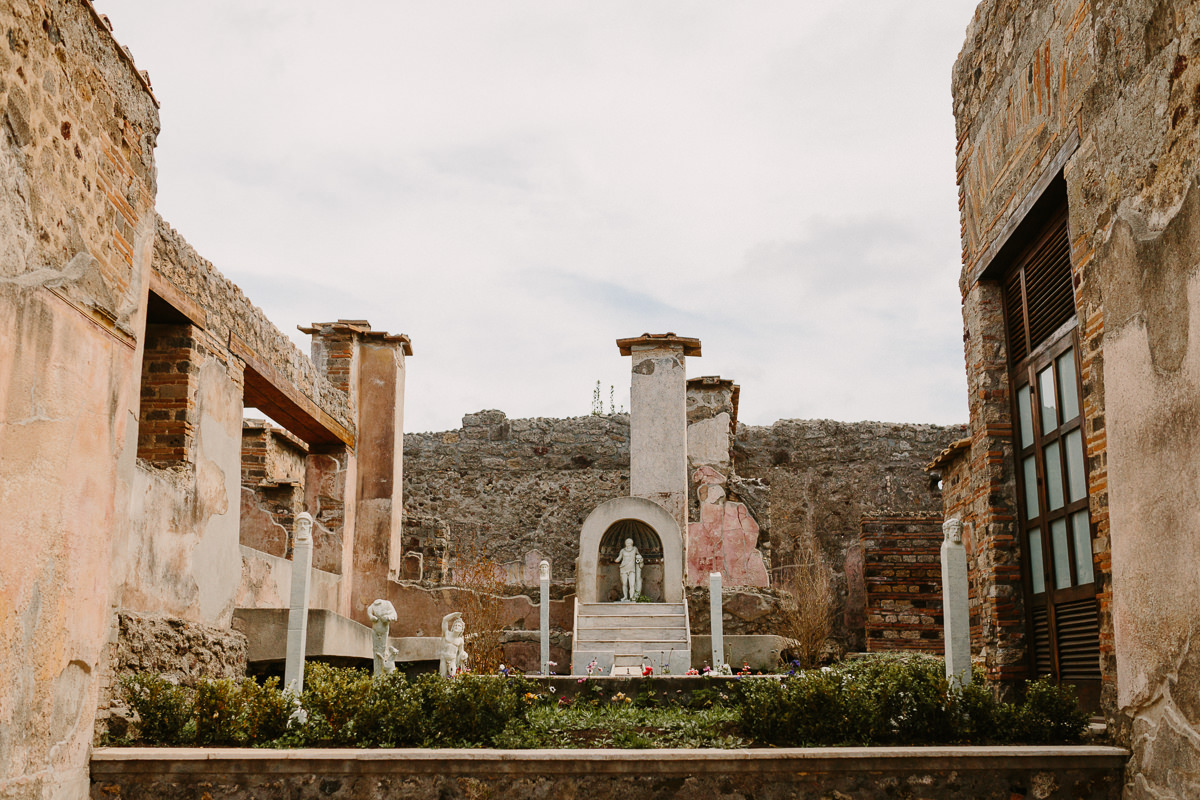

left=576, top=497, right=683, bottom=604
left=597, top=519, right=664, bottom=602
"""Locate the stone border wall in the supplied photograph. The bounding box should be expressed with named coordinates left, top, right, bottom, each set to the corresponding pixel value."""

left=91, top=746, right=1127, bottom=800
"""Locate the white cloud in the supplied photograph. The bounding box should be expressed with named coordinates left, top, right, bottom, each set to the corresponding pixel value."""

left=96, top=0, right=979, bottom=432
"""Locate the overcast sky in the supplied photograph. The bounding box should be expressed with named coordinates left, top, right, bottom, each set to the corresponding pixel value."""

left=95, top=1, right=980, bottom=433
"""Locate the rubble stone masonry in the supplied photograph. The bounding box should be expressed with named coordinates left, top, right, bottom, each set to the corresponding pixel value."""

left=404, top=412, right=964, bottom=650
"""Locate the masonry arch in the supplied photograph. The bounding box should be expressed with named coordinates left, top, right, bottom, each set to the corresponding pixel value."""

left=576, top=497, right=683, bottom=603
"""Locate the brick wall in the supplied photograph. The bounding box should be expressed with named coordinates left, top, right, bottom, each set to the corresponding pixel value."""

left=861, top=513, right=944, bottom=654
left=136, top=323, right=201, bottom=463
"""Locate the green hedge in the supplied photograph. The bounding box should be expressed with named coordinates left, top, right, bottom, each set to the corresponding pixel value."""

left=739, top=654, right=1089, bottom=746
left=119, top=656, right=1088, bottom=748
left=120, top=664, right=534, bottom=748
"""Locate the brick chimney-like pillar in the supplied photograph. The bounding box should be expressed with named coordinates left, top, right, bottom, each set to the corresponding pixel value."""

left=617, top=333, right=701, bottom=538
left=302, top=320, right=412, bottom=623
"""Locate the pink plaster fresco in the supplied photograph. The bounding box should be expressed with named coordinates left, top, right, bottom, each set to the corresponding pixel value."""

left=687, top=468, right=769, bottom=587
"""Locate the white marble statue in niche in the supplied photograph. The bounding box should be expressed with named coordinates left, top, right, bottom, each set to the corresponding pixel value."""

left=439, top=611, right=468, bottom=677
left=367, top=599, right=398, bottom=676
left=615, top=538, right=643, bottom=602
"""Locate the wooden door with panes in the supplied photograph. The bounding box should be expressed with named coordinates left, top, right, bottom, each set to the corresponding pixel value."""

left=1003, top=198, right=1101, bottom=708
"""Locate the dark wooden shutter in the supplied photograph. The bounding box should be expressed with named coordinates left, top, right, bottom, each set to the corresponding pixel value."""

left=1031, top=606, right=1053, bottom=677
left=1055, top=598, right=1102, bottom=681
left=1004, top=208, right=1074, bottom=366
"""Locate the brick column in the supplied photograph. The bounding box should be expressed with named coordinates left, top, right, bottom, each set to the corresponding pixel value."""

left=302, top=321, right=412, bottom=623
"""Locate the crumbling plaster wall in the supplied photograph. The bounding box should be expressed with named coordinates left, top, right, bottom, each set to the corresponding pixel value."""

left=0, top=1, right=159, bottom=796
left=953, top=0, right=1200, bottom=796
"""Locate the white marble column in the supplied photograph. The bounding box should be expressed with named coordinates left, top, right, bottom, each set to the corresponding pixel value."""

left=539, top=560, right=551, bottom=675
left=940, top=517, right=972, bottom=687
left=285, top=512, right=314, bottom=693
left=710, top=571, right=724, bottom=670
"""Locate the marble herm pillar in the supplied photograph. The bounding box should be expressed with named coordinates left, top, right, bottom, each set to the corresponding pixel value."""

left=539, top=560, right=551, bottom=675
left=941, top=517, right=971, bottom=687
left=710, top=572, right=724, bottom=670
left=285, top=513, right=315, bottom=693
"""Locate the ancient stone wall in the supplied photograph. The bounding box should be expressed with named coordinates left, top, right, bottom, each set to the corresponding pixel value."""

left=94, top=612, right=248, bottom=742
left=239, top=420, right=307, bottom=560
left=954, top=1, right=1200, bottom=795
left=860, top=513, right=945, bottom=655
left=403, top=412, right=964, bottom=652
left=733, top=419, right=966, bottom=651
left=152, top=218, right=352, bottom=434
left=402, top=410, right=632, bottom=583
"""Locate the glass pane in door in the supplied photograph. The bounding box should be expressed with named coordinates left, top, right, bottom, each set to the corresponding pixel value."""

left=1038, top=366, right=1058, bottom=433
left=1057, top=350, right=1079, bottom=422
left=1017, top=385, right=1034, bottom=447
left=1044, top=440, right=1064, bottom=511
left=1050, top=518, right=1072, bottom=589
left=1072, top=511, right=1094, bottom=584
left=1023, top=456, right=1040, bottom=520
left=1064, top=429, right=1087, bottom=502
left=1028, top=528, right=1045, bottom=594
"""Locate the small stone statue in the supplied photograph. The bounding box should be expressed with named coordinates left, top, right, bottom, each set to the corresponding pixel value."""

left=538, top=559, right=550, bottom=582
left=367, top=599, right=398, bottom=676
left=943, top=516, right=964, bottom=544
left=439, top=611, right=468, bottom=677
left=615, top=538, right=643, bottom=602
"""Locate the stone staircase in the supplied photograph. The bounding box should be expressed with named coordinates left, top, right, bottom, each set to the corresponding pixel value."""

left=572, top=602, right=691, bottom=676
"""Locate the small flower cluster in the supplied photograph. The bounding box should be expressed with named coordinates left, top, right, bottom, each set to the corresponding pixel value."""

left=611, top=692, right=632, bottom=705
left=685, top=668, right=700, bottom=676
left=641, top=665, right=653, bottom=677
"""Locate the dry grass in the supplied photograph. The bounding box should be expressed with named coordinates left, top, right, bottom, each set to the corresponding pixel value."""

left=448, top=544, right=509, bottom=675
left=776, top=534, right=834, bottom=669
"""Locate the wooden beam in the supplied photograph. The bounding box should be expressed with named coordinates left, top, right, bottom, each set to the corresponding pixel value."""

left=229, top=334, right=354, bottom=448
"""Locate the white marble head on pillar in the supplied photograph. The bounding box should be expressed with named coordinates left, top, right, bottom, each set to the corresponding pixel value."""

left=616, top=333, right=700, bottom=538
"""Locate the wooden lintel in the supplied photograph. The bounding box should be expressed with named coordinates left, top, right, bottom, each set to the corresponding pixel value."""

left=149, top=269, right=207, bottom=329
left=229, top=334, right=355, bottom=448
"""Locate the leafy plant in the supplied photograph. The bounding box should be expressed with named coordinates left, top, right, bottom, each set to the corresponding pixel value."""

left=121, top=673, right=195, bottom=745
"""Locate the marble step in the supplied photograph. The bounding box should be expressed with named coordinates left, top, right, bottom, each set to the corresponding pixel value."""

left=576, top=628, right=688, bottom=643
left=577, top=603, right=685, bottom=616
left=576, top=614, right=688, bottom=629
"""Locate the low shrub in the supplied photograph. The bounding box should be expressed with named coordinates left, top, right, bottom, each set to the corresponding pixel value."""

left=738, top=654, right=1088, bottom=747
left=121, top=673, right=195, bottom=745
left=120, top=657, right=1087, bottom=749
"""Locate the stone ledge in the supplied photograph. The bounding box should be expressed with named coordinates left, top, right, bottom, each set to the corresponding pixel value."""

left=91, top=746, right=1128, bottom=800
left=93, top=745, right=1129, bottom=773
